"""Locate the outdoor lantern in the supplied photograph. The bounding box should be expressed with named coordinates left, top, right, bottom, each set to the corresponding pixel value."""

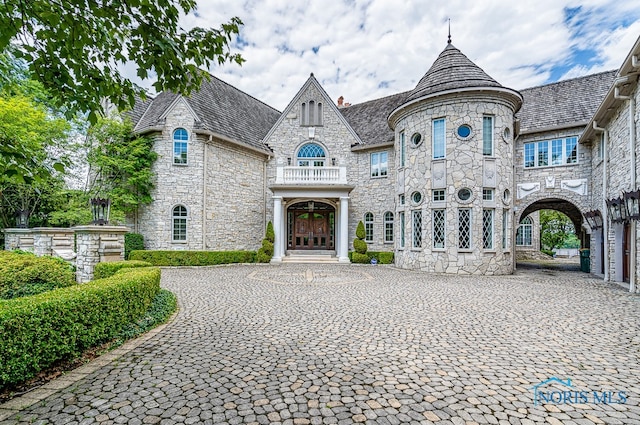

left=91, top=198, right=111, bottom=225
left=624, top=189, right=640, bottom=220
left=583, top=210, right=603, bottom=229
left=606, top=197, right=627, bottom=223
left=15, top=209, right=29, bottom=228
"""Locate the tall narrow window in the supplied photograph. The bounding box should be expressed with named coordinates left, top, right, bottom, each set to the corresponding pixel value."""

left=598, top=134, right=604, bottom=160
left=172, top=205, right=188, bottom=241
left=173, top=128, right=188, bottom=165
left=433, top=118, right=445, bottom=159
left=502, top=209, right=510, bottom=249
left=412, top=210, right=422, bottom=248
left=370, top=151, right=388, bottom=177
left=364, top=212, right=374, bottom=242
left=399, top=212, right=405, bottom=248
left=483, top=209, right=494, bottom=249
left=308, top=100, right=315, bottom=125
left=483, top=116, right=493, bottom=156
left=566, top=137, right=578, bottom=164
left=317, top=102, right=323, bottom=126
left=384, top=212, right=394, bottom=243
left=301, top=102, right=307, bottom=126
left=433, top=209, right=446, bottom=249
left=551, top=139, right=563, bottom=165
left=400, top=131, right=406, bottom=167
left=458, top=208, right=471, bottom=250
left=516, top=216, right=533, bottom=246
left=524, top=143, right=535, bottom=168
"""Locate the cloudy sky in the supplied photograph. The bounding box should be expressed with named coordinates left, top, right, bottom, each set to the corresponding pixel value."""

left=140, top=0, right=640, bottom=111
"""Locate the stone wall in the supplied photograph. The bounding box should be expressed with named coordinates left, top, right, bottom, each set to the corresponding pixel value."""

left=75, top=226, right=127, bottom=283
left=393, top=93, right=516, bottom=275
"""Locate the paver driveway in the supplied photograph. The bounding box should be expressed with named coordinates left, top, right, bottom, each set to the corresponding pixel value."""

left=2, top=264, right=639, bottom=424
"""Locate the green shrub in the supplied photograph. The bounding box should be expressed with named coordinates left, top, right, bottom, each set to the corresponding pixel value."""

left=541, top=249, right=554, bottom=257
left=348, top=251, right=394, bottom=264
left=351, top=252, right=370, bottom=264
left=0, top=267, right=160, bottom=388
left=265, top=221, right=275, bottom=243
left=261, top=239, right=274, bottom=256
left=124, top=233, right=145, bottom=259
left=93, top=260, right=153, bottom=279
left=128, top=250, right=256, bottom=266
left=356, top=221, right=365, bottom=240
left=0, top=251, right=75, bottom=300
left=111, top=289, right=176, bottom=346
left=353, top=238, right=368, bottom=254
left=256, top=250, right=272, bottom=263
left=375, top=251, right=394, bottom=264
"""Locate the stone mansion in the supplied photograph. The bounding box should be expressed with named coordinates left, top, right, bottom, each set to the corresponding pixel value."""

left=127, top=36, right=640, bottom=288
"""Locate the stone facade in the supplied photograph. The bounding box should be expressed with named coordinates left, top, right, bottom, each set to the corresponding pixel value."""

left=74, top=226, right=127, bottom=283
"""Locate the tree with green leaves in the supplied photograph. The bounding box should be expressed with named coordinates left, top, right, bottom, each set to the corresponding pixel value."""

left=1, top=1, right=244, bottom=122
left=540, top=210, right=577, bottom=251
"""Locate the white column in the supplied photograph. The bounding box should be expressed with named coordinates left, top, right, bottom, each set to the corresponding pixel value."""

left=271, top=196, right=283, bottom=263
left=338, top=196, right=350, bottom=263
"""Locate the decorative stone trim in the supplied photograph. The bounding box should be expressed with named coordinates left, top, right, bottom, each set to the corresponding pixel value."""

left=517, top=182, right=541, bottom=199
left=561, top=179, right=588, bottom=196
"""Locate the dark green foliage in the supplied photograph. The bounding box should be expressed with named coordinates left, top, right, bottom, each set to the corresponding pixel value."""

left=261, top=240, right=274, bottom=256
left=0, top=267, right=161, bottom=388
left=348, top=251, right=394, bottom=264
left=265, top=221, right=275, bottom=243
left=125, top=233, right=145, bottom=259
left=356, top=221, right=366, bottom=240
left=256, top=250, right=272, bottom=264
left=351, top=252, right=370, bottom=264
left=540, top=210, right=577, bottom=250
left=129, top=250, right=256, bottom=266
left=353, top=238, right=368, bottom=254
left=93, top=260, right=153, bottom=280
left=541, top=249, right=555, bottom=257
left=0, top=251, right=75, bottom=299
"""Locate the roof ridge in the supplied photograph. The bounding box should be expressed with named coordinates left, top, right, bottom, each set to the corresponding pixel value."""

left=201, top=71, right=281, bottom=114
left=343, top=90, right=410, bottom=109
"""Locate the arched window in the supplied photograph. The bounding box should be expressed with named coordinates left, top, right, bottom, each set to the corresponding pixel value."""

left=297, top=143, right=326, bottom=167
left=172, top=205, right=188, bottom=241
left=516, top=216, right=533, bottom=246
left=364, top=212, right=374, bottom=242
left=301, top=102, right=307, bottom=126
left=317, top=102, right=323, bottom=126
left=308, top=100, right=315, bottom=126
left=173, top=128, right=188, bottom=165
left=384, top=211, right=394, bottom=243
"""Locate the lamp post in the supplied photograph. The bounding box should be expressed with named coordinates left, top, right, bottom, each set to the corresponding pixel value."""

left=91, top=198, right=111, bottom=225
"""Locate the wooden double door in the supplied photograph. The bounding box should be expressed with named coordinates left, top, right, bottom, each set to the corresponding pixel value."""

left=288, top=207, right=335, bottom=250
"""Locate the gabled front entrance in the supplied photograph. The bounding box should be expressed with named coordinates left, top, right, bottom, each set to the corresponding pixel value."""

left=288, top=202, right=334, bottom=250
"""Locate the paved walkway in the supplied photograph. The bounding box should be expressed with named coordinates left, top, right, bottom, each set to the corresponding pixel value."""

left=1, top=264, right=640, bottom=424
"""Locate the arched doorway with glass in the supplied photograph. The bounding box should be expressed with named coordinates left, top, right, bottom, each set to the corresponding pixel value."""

left=287, top=201, right=335, bottom=250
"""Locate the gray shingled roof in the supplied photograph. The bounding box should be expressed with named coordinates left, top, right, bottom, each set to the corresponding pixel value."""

left=339, top=91, right=408, bottom=147
left=405, top=43, right=503, bottom=103
left=517, top=70, right=616, bottom=134
left=132, top=75, right=280, bottom=152
left=124, top=95, right=153, bottom=126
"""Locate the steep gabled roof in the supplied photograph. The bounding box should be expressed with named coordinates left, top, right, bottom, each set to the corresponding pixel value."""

left=124, top=95, right=154, bottom=126
left=340, top=91, right=408, bottom=148
left=517, top=70, right=617, bottom=135
left=405, top=43, right=503, bottom=103
left=132, top=74, right=280, bottom=153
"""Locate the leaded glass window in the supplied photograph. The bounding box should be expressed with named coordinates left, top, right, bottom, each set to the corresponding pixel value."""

left=433, top=209, right=445, bottom=249
left=483, top=209, right=494, bottom=249
left=297, top=143, right=326, bottom=167
left=458, top=209, right=471, bottom=250
left=412, top=210, right=422, bottom=248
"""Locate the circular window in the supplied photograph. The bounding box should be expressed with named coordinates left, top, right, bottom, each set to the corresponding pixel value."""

left=411, top=133, right=422, bottom=147
left=503, top=189, right=511, bottom=204
left=502, top=127, right=511, bottom=142
left=411, top=191, right=423, bottom=204
left=457, top=188, right=473, bottom=202
left=457, top=124, right=472, bottom=139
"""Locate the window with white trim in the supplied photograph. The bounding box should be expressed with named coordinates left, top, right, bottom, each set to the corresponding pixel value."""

left=173, top=128, right=188, bottom=165
left=364, top=212, right=374, bottom=242
left=458, top=208, right=471, bottom=250
left=172, top=205, right=188, bottom=241
left=399, top=211, right=405, bottom=248
left=502, top=209, right=510, bottom=249
left=433, top=189, right=446, bottom=202
left=433, top=209, right=446, bottom=249
left=483, top=116, right=493, bottom=156
left=371, top=151, right=388, bottom=177
left=297, top=143, right=326, bottom=167
left=432, top=118, right=445, bottom=159
left=516, top=216, right=533, bottom=246
left=384, top=211, right=394, bottom=243
left=524, top=137, right=578, bottom=168
left=482, top=189, right=494, bottom=201
left=400, top=131, right=406, bottom=167
left=482, top=209, right=494, bottom=249
left=412, top=210, right=422, bottom=248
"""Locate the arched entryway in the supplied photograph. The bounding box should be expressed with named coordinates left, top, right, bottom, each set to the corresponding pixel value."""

left=287, top=201, right=335, bottom=250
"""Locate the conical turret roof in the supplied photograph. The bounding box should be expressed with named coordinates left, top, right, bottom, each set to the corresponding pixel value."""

left=405, top=43, right=503, bottom=103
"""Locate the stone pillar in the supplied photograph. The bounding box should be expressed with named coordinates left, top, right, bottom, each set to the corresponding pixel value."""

left=32, top=228, right=75, bottom=259
left=2, top=228, right=34, bottom=252
left=338, top=196, right=350, bottom=263
left=271, top=197, right=283, bottom=263
left=74, top=226, right=128, bottom=283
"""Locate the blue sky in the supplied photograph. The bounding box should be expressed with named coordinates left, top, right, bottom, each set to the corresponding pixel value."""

left=128, top=0, right=640, bottom=111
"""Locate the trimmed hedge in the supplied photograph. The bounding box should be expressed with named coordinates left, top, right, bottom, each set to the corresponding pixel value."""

left=129, top=250, right=256, bottom=266
left=124, top=233, right=145, bottom=259
left=0, top=267, right=160, bottom=388
left=348, top=251, right=394, bottom=264
left=93, top=260, right=153, bottom=279
left=0, top=251, right=75, bottom=300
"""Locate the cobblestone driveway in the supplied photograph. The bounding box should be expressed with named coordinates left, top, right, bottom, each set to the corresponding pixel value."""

left=2, top=264, right=640, bottom=424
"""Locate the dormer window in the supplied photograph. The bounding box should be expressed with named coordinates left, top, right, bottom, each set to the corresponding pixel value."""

left=301, top=100, right=323, bottom=126
left=297, top=143, right=326, bottom=167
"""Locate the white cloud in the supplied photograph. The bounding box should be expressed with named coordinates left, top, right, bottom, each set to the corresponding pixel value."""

left=124, top=0, right=640, bottom=110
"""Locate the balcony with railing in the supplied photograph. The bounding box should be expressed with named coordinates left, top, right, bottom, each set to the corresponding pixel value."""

left=275, top=165, right=348, bottom=185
